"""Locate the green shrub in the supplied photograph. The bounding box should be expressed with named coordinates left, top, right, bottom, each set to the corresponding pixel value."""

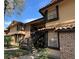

left=35, top=48, right=48, bottom=59
left=4, top=36, right=12, bottom=48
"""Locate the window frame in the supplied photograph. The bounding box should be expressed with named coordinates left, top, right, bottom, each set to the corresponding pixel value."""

left=47, top=31, right=60, bottom=50
left=48, top=8, right=57, bottom=20
left=46, top=5, right=59, bottom=22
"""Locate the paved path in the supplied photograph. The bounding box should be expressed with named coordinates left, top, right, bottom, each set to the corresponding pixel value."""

left=18, top=55, right=34, bottom=59
left=4, top=48, right=19, bottom=51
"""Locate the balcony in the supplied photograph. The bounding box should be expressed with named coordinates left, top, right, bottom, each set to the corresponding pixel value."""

left=6, top=31, right=26, bottom=36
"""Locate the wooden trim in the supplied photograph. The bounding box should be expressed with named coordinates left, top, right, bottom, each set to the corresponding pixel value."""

left=46, top=18, right=58, bottom=22
left=39, top=10, right=45, bottom=16
left=45, top=31, right=48, bottom=48
left=56, top=5, right=59, bottom=19
left=17, top=25, right=19, bottom=31
left=44, top=10, right=48, bottom=23
left=48, top=46, right=60, bottom=50
left=58, top=32, right=60, bottom=50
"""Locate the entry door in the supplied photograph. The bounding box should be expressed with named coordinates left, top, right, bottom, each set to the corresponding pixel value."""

left=59, top=32, right=75, bottom=59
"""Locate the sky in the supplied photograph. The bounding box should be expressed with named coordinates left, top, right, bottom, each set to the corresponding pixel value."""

left=4, top=0, right=51, bottom=29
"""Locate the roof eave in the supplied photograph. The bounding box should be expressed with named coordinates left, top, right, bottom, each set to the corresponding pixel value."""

left=7, top=21, right=24, bottom=29
left=25, top=17, right=44, bottom=25
left=39, top=0, right=63, bottom=16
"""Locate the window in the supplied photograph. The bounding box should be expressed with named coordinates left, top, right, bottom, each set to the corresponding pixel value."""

left=17, top=24, right=24, bottom=31
left=48, top=32, right=59, bottom=49
left=47, top=6, right=58, bottom=20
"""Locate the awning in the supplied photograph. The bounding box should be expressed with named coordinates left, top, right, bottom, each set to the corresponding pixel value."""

left=38, top=20, right=75, bottom=31
left=55, top=21, right=75, bottom=30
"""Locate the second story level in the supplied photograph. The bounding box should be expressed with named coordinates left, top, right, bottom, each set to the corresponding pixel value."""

left=40, top=0, right=75, bottom=27
left=5, top=0, right=75, bottom=34
left=7, top=21, right=25, bottom=33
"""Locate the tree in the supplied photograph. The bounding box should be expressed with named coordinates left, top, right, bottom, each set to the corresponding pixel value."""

left=4, top=0, right=24, bottom=15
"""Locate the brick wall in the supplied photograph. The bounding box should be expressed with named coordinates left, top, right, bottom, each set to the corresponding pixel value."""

left=59, top=32, right=75, bottom=59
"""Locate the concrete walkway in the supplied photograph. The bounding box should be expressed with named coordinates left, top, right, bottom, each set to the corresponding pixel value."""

left=4, top=48, right=19, bottom=51
left=18, top=55, right=34, bottom=59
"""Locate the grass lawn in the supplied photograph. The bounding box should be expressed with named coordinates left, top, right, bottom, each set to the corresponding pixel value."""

left=4, top=49, right=30, bottom=59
